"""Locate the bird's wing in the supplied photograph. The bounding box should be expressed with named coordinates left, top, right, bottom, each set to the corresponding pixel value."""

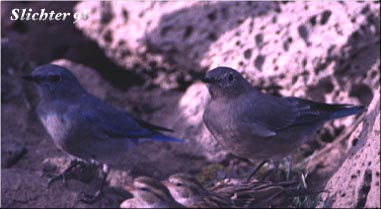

left=238, top=93, right=299, bottom=137
left=235, top=92, right=363, bottom=139
left=76, top=95, right=157, bottom=139
left=252, top=96, right=364, bottom=135
left=81, top=106, right=154, bottom=139
left=285, top=97, right=365, bottom=125
left=240, top=121, right=277, bottom=138
left=77, top=95, right=183, bottom=143
left=125, top=112, right=174, bottom=132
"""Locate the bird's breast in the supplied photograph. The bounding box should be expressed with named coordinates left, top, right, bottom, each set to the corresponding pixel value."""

left=205, top=102, right=238, bottom=130
left=39, top=111, right=70, bottom=144
left=204, top=102, right=240, bottom=146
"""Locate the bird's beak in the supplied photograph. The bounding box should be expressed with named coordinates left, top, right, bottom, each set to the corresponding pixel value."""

left=125, top=184, right=136, bottom=192
left=162, top=180, right=170, bottom=187
left=22, top=75, right=38, bottom=82
left=201, top=77, right=215, bottom=83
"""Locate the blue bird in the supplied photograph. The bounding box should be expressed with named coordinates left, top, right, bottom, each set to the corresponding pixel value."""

left=202, top=67, right=366, bottom=180
left=23, top=64, right=184, bottom=203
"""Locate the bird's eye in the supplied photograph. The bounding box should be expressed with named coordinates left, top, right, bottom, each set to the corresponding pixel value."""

left=138, top=187, right=149, bottom=192
left=175, top=183, right=183, bottom=187
left=228, top=73, right=234, bottom=81
left=49, top=75, right=61, bottom=82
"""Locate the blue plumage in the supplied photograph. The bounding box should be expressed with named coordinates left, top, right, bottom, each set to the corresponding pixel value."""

left=328, top=105, right=366, bottom=120
left=150, top=133, right=185, bottom=143
left=28, top=64, right=185, bottom=162
left=25, top=64, right=185, bottom=203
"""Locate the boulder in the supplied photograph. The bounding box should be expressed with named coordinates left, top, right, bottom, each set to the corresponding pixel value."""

left=320, top=86, right=380, bottom=208
left=75, top=1, right=380, bottom=99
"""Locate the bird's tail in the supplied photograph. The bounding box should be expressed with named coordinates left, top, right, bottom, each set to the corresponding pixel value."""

left=328, top=105, right=367, bottom=120
left=145, top=133, right=185, bottom=143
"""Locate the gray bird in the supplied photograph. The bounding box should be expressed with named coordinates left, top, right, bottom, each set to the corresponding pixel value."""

left=23, top=64, right=183, bottom=203
left=202, top=67, right=366, bottom=179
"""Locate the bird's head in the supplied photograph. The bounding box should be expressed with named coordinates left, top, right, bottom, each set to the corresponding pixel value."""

left=126, top=176, right=176, bottom=207
left=23, top=64, right=84, bottom=101
left=163, top=173, right=207, bottom=204
left=202, top=67, right=252, bottom=99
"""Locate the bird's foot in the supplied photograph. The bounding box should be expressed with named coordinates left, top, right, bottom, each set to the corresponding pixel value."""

left=79, top=190, right=103, bottom=204
left=78, top=163, right=109, bottom=204
left=260, top=168, right=287, bottom=182
left=47, top=173, right=67, bottom=188
left=246, top=160, right=268, bottom=182
left=47, top=159, right=87, bottom=188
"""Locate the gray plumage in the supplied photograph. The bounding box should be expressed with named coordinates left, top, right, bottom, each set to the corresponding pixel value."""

left=202, top=67, right=366, bottom=161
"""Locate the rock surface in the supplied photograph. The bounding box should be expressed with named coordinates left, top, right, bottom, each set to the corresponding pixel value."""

left=75, top=1, right=380, bottom=97
left=1, top=1, right=145, bottom=90
left=320, top=86, right=380, bottom=208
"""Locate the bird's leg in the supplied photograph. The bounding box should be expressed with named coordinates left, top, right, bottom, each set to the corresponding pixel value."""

left=247, top=160, right=268, bottom=181
left=80, top=164, right=109, bottom=204
left=286, top=156, right=293, bottom=181
left=273, top=160, right=282, bottom=181
left=47, top=159, right=85, bottom=187
left=260, top=160, right=286, bottom=182
left=273, top=160, right=280, bottom=174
